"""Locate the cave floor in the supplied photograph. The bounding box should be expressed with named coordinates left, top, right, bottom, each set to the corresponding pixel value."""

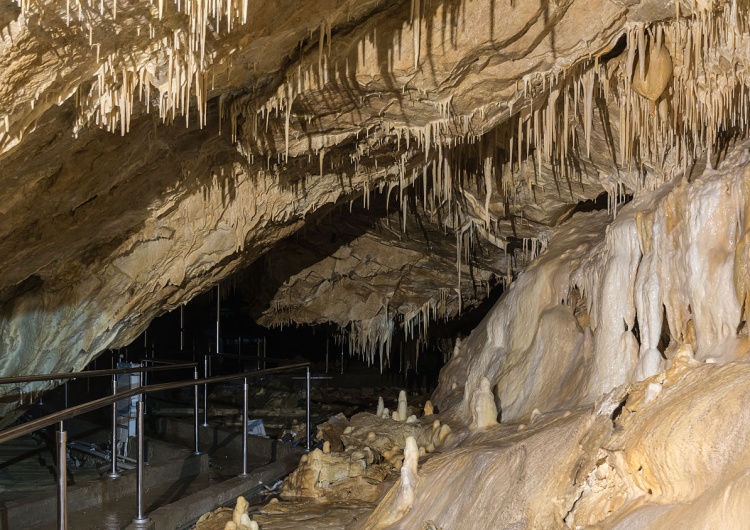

left=35, top=472, right=213, bottom=530
left=1, top=362, right=428, bottom=529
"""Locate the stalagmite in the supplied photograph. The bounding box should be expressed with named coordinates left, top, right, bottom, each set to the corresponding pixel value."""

left=377, top=396, right=385, bottom=417
left=224, top=496, right=259, bottom=530
left=436, top=424, right=451, bottom=445
left=469, top=377, right=498, bottom=430
left=372, top=436, right=420, bottom=527
left=397, top=390, right=409, bottom=422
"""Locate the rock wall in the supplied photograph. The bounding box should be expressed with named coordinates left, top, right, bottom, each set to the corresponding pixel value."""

left=0, top=160, right=374, bottom=417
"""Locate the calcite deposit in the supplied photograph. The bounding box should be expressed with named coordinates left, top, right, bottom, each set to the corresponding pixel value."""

left=195, top=495, right=259, bottom=530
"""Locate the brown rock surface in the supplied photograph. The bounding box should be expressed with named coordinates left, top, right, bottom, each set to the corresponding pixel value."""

left=9, top=5, right=750, bottom=530
left=1, top=0, right=694, bottom=415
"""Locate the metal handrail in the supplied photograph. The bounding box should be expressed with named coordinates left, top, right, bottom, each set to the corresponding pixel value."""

left=1, top=359, right=312, bottom=529
left=0, top=362, right=198, bottom=385
left=0, top=362, right=309, bottom=444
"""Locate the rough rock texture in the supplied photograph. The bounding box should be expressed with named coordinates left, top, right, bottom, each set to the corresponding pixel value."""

left=154, top=1, right=750, bottom=526
left=280, top=403, right=445, bottom=502
left=242, top=196, right=508, bottom=365
left=0, top=0, right=703, bottom=411
left=9, top=3, right=750, bottom=529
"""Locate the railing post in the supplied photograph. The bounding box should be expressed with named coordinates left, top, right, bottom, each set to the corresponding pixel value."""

left=202, top=354, right=209, bottom=427
left=306, top=366, right=311, bottom=452
left=240, top=377, right=248, bottom=477
left=216, top=285, right=221, bottom=356
left=108, top=374, right=121, bottom=479
left=141, top=362, right=147, bottom=417
left=132, top=400, right=150, bottom=525
left=57, top=422, right=68, bottom=530
left=193, top=367, right=201, bottom=456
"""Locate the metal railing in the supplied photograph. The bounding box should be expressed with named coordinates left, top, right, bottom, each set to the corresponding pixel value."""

left=0, top=359, right=311, bottom=529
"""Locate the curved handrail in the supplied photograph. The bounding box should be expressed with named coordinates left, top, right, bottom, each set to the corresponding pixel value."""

left=0, top=362, right=309, bottom=444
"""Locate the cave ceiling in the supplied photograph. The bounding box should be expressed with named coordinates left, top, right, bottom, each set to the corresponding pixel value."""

left=0, top=0, right=745, bottom=406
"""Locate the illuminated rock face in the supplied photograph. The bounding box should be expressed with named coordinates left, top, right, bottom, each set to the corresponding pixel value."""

left=0, top=5, right=618, bottom=363
left=433, top=143, right=750, bottom=426
left=4, top=0, right=749, bottom=525
left=1, top=0, right=750, bottom=468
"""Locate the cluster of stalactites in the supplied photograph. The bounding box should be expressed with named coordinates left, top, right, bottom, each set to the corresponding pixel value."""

left=73, top=39, right=213, bottom=136
left=609, top=6, right=750, bottom=180
left=403, top=296, right=448, bottom=344
left=505, top=2, right=750, bottom=205
left=8, top=0, right=249, bottom=139
left=323, top=4, right=750, bottom=368
left=364, top=2, right=750, bottom=228
left=345, top=312, right=394, bottom=373
left=14, top=0, right=248, bottom=64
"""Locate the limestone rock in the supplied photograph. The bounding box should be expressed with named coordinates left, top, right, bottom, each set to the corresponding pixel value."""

left=0, top=0, right=688, bottom=421
left=281, top=449, right=368, bottom=499
left=197, top=497, right=259, bottom=530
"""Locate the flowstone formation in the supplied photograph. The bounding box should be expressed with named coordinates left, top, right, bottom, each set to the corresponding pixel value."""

left=434, top=141, right=750, bottom=426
